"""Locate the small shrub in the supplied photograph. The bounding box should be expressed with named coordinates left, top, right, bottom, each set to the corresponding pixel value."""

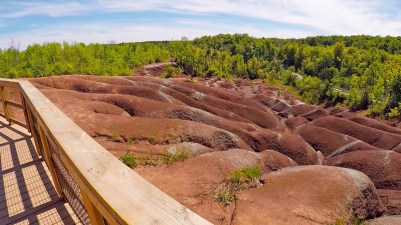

left=216, top=189, right=235, bottom=206
left=231, top=166, right=262, bottom=189
left=140, top=150, right=159, bottom=166
left=142, top=157, right=159, bottom=166
left=110, top=132, right=118, bottom=140
left=329, top=217, right=367, bottom=225
left=161, top=64, right=180, bottom=78
left=126, top=138, right=133, bottom=145
left=126, top=137, right=139, bottom=145
left=186, top=76, right=197, bottom=83
left=351, top=217, right=367, bottom=225
left=109, top=131, right=123, bottom=142
left=162, top=147, right=190, bottom=164
left=329, top=220, right=345, bottom=225
left=388, top=107, right=400, bottom=118
left=215, top=166, right=262, bottom=207
left=388, top=103, right=401, bottom=118
left=120, top=152, right=136, bottom=168
left=148, top=135, right=158, bottom=145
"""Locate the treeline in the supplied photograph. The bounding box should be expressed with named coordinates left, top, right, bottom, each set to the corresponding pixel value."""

left=174, top=34, right=401, bottom=117
left=0, top=41, right=169, bottom=77
left=2, top=34, right=401, bottom=117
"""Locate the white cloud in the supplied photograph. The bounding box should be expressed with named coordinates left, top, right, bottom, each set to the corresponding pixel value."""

left=93, top=0, right=401, bottom=35
left=1, top=1, right=89, bottom=18
left=0, top=19, right=311, bottom=49
left=1, top=0, right=401, bottom=49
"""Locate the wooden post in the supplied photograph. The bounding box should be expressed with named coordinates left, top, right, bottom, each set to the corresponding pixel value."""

left=0, top=86, right=10, bottom=124
left=37, top=124, right=63, bottom=197
left=20, top=94, right=31, bottom=132
left=27, top=108, right=43, bottom=157
left=81, top=191, right=107, bottom=225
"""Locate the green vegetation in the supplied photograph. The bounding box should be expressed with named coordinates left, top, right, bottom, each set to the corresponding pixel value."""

left=126, top=137, right=139, bottom=145
left=0, top=41, right=169, bottom=77
left=162, top=146, right=190, bottom=164
left=231, top=166, right=262, bottom=189
left=140, top=153, right=159, bottom=166
left=215, top=165, right=262, bottom=206
left=141, top=158, right=159, bottom=166
left=215, top=188, right=236, bottom=206
left=120, top=152, right=137, bottom=168
left=161, top=64, right=181, bottom=78
left=329, top=217, right=367, bottom=225
left=3, top=34, right=401, bottom=117
left=109, top=131, right=120, bottom=142
left=175, top=34, right=401, bottom=117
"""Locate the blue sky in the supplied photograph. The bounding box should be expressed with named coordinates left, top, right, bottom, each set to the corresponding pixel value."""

left=1, top=0, right=401, bottom=49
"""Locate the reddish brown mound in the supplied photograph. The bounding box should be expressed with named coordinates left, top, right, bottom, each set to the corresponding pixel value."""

left=252, top=95, right=295, bottom=118
left=128, top=79, right=254, bottom=123
left=172, top=78, right=268, bottom=112
left=125, top=76, right=285, bottom=131
left=28, top=71, right=401, bottom=223
left=32, top=76, right=186, bottom=105
left=325, top=150, right=401, bottom=190
left=250, top=130, right=319, bottom=165
left=296, top=124, right=381, bottom=158
left=377, top=189, right=401, bottom=215
left=367, top=215, right=401, bottom=225
left=298, top=108, right=330, bottom=121
left=41, top=88, right=313, bottom=155
left=259, top=150, right=298, bottom=172
left=325, top=151, right=401, bottom=215
left=67, top=74, right=134, bottom=85
left=312, top=116, right=401, bottom=150
left=251, top=95, right=278, bottom=108
left=133, top=63, right=166, bottom=76
left=291, top=103, right=319, bottom=116
left=137, top=149, right=262, bottom=225
left=40, top=91, right=252, bottom=151
left=347, top=116, right=401, bottom=135
left=98, top=140, right=216, bottom=159
left=233, top=165, right=384, bottom=225
left=285, top=116, right=309, bottom=130
left=270, top=100, right=292, bottom=112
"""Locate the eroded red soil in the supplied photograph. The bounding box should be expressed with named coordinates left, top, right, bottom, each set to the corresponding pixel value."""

left=28, top=66, right=401, bottom=225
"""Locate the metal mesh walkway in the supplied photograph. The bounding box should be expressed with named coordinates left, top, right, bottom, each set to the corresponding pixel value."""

left=0, top=117, right=82, bottom=225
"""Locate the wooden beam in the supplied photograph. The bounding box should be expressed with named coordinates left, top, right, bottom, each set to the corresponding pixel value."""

left=0, top=86, right=10, bottom=124
left=26, top=108, right=43, bottom=157
left=37, top=121, right=63, bottom=197
left=8, top=118, right=27, bottom=128
left=81, top=191, right=107, bottom=225
left=5, top=99, right=23, bottom=108
left=21, top=95, right=31, bottom=132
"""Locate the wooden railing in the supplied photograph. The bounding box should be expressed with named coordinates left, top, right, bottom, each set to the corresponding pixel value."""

left=0, top=78, right=211, bottom=225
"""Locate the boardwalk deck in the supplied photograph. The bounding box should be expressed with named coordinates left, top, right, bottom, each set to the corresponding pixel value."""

left=0, top=117, right=82, bottom=225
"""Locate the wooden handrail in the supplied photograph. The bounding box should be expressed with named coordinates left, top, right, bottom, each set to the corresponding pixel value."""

left=0, top=78, right=211, bottom=225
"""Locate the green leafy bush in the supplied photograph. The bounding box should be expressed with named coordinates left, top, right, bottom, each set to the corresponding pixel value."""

left=231, top=166, right=262, bottom=189
left=161, top=64, right=181, bottom=78
left=120, top=152, right=136, bottom=168
left=216, top=189, right=235, bottom=206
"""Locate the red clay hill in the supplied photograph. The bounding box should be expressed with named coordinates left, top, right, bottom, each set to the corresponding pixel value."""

left=28, top=64, right=401, bottom=225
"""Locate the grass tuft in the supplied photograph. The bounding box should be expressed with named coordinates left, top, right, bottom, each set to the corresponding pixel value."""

left=231, top=166, right=262, bottom=189
left=120, top=152, right=136, bottom=168
left=215, top=165, right=262, bottom=206
left=162, top=146, right=190, bottom=164
left=216, top=189, right=235, bottom=206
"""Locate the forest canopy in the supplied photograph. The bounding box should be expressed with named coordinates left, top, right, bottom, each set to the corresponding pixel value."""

left=2, top=34, right=401, bottom=117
